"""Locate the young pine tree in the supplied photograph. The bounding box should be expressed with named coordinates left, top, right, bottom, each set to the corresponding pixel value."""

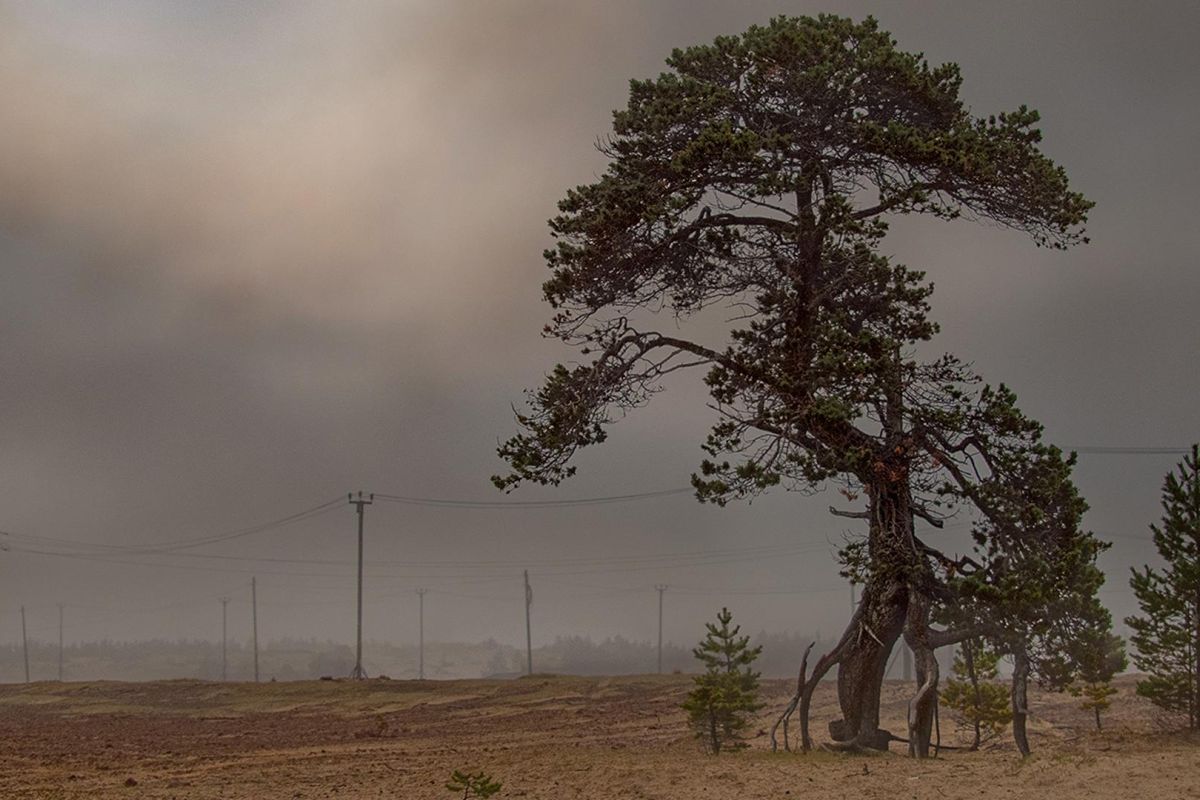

left=1126, top=444, right=1200, bottom=730
left=939, top=639, right=1012, bottom=749
left=1068, top=632, right=1126, bottom=731
left=681, top=607, right=763, bottom=754
left=444, top=770, right=501, bottom=800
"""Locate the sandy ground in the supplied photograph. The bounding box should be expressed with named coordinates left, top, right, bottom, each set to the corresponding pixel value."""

left=0, top=674, right=1195, bottom=799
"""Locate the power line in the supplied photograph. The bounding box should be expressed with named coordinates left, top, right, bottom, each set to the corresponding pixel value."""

left=670, top=583, right=849, bottom=596
left=0, top=498, right=344, bottom=556
left=0, top=455, right=1180, bottom=559
left=3, top=538, right=828, bottom=569
left=0, top=544, right=516, bottom=579
left=1067, top=446, right=1188, bottom=455
left=373, top=487, right=692, bottom=508
left=0, top=540, right=832, bottom=579
left=16, top=587, right=255, bottom=637
left=0, top=488, right=697, bottom=563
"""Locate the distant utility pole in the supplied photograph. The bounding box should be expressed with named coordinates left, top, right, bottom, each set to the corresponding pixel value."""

left=57, top=604, right=64, bottom=682
left=348, top=491, right=374, bottom=680
left=416, top=588, right=427, bottom=680
left=524, top=570, right=533, bottom=676
left=251, top=577, right=260, bottom=683
left=654, top=585, right=668, bottom=674
left=220, top=596, right=230, bottom=682
left=20, top=605, right=29, bottom=683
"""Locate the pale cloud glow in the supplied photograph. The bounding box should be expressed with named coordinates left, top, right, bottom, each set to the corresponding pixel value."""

left=0, top=1, right=1195, bottom=655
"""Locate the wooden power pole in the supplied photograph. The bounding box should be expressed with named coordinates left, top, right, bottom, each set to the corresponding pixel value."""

left=348, top=492, right=373, bottom=680
left=416, top=588, right=427, bottom=680
left=220, top=596, right=229, bottom=682
left=57, top=604, right=64, bottom=682
left=20, top=605, right=29, bottom=683
left=654, top=585, right=668, bottom=674
left=251, top=577, right=260, bottom=683
left=524, top=570, right=533, bottom=676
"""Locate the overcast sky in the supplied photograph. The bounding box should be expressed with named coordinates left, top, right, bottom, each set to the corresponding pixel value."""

left=0, top=1, right=1196, bottom=667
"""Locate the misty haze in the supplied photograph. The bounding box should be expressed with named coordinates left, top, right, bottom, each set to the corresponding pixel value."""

left=1, top=2, right=1197, bottom=799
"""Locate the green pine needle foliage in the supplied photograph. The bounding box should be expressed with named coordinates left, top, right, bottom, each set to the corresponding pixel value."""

left=1067, top=632, right=1126, bottom=730
left=939, top=639, right=1012, bottom=746
left=1071, top=682, right=1118, bottom=726
left=1126, top=444, right=1200, bottom=730
left=681, top=607, right=763, bottom=754
left=445, top=770, right=502, bottom=800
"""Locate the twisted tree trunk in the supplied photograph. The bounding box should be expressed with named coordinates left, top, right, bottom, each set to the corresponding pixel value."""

left=904, top=590, right=940, bottom=758
left=828, top=576, right=908, bottom=750
left=822, top=479, right=917, bottom=751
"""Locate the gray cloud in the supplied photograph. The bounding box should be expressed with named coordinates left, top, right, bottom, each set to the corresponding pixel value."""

left=0, top=1, right=1195, bottom=660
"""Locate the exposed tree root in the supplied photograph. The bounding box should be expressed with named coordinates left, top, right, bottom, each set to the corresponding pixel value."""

left=799, top=603, right=863, bottom=752
left=770, top=642, right=814, bottom=752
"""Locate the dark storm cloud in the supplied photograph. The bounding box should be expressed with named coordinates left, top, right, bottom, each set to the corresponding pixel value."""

left=0, top=1, right=1196, bottom=655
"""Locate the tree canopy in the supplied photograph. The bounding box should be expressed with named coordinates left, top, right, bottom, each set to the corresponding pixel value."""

left=496, top=14, right=1104, bottom=755
left=496, top=14, right=1089, bottom=502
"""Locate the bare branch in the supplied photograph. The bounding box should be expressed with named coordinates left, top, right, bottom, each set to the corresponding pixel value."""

left=829, top=506, right=870, bottom=520
left=911, top=504, right=946, bottom=529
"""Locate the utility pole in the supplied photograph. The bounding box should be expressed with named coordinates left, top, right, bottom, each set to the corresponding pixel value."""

left=251, top=577, right=260, bottom=683
left=20, top=605, right=29, bottom=683
left=654, top=585, right=668, bottom=674
left=57, top=604, right=64, bottom=682
left=524, top=570, right=533, bottom=676
left=220, top=596, right=229, bottom=682
left=416, top=588, right=427, bottom=680
left=348, top=491, right=373, bottom=680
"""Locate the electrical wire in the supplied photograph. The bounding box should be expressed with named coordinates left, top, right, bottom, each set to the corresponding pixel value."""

left=1067, top=446, right=1188, bottom=455
left=0, top=497, right=345, bottom=556
left=373, top=487, right=693, bottom=508
left=0, top=540, right=833, bottom=580
left=4, top=539, right=823, bottom=570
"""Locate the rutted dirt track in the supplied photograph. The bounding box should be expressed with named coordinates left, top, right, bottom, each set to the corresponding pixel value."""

left=0, top=675, right=1195, bottom=799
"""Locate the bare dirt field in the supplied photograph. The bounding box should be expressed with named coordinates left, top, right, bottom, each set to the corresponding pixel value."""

left=0, top=674, right=1195, bottom=799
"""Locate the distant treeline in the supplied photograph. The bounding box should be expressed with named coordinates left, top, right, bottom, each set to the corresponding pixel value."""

left=0, top=630, right=885, bottom=683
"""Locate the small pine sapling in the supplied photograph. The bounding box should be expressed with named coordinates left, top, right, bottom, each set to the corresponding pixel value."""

left=939, top=639, right=1012, bottom=749
left=681, top=607, right=763, bottom=754
left=1069, top=632, right=1126, bottom=731
left=445, top=770, right=502, bottom=800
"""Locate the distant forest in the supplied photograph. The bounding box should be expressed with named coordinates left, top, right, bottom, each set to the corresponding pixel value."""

left=0, top=630, right=922, bottom=683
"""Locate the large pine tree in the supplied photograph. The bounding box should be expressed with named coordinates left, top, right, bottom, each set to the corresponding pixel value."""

left=1126, top=444, right=1200, bottom=729
left=496, top=14, right=1104, bottom=756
